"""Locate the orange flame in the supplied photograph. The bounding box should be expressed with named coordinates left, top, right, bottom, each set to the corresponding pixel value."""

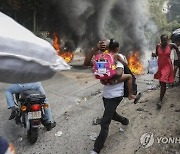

left=60, top=51, right=74, bottom=63
left=128, top=51, right=144, bottom=75
left=52, top=32, right=74, bottom=63
left=53, top=32, right=60, bottom=54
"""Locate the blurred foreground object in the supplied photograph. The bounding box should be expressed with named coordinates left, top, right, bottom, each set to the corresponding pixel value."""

left=0, top=136, right=16, bottom=154
left=0, top=12, right=70, bottom=83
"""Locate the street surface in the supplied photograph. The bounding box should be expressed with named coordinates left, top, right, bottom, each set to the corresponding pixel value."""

left=0, top=55, right=179, bottom=154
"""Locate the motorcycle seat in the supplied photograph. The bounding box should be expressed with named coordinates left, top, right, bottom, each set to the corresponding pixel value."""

left=19, top=90, right=46, bottom=102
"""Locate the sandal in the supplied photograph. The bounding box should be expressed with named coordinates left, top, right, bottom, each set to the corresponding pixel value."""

left=133, top=92, right=142, bottom=104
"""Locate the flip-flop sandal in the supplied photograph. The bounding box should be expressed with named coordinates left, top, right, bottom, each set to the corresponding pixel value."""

left=134, top=92, right=142, bottom=104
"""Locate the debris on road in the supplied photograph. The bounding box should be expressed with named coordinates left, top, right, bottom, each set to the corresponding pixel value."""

left=89, top=133, right=98, bottom=141
left=170, top=104, right=175, bottom=108
left=92, top=117, right=101, bottom=125
left=174, top=109, right=180, bottom=112
left=119, top=125, right=128, bottom=132
left=64, top=111, right=70, bottom=120
left=55, top=131, right=63, bottom=137
left=119, top=127, right=125, bottom=132
left=139, top=98, right=148, bottom=103
left=136, top=108, right=144, bottom=112
left=75, top=99, right=81, bottom=104
left=17, top=137, right=23, bottom=142
left=91, top=90, right=102, bottom=96
left=148, top=85, right=158, bottom=91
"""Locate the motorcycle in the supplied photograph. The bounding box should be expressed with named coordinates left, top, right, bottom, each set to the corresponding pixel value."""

left=14, top=90, right=49, bottom=144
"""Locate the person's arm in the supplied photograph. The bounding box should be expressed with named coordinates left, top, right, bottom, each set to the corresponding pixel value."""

left=114, top=54, right=128, bottom=65
left=83, top=47, right=97, bottom=66
left=100, top=67, right=124, bottom=85
left=156, top=45, right=159, bottom=57
left=123, top=55, right=128, bottom=65
left=84, top=40, right=109, bottom=66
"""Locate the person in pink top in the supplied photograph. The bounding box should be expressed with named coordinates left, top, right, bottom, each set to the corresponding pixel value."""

left=154, top=34, right=180, bottom=109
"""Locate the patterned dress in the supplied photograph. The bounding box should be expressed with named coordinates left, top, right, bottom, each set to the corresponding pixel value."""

left=154, top=44, right=174, bottom=83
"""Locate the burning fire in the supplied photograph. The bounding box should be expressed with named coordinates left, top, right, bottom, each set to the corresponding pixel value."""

left=128, top=51, right=144, bottom=75
left=53, top=32, right=74, bottom=63
left=59, top=51, right=74, bottom=63
left=53, top=32, right=60, bottom=54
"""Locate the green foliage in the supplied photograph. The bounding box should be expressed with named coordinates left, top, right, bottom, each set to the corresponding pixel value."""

left=148, top=0, right=167, bottom=29
left=148, top=0, right=180, bottom=35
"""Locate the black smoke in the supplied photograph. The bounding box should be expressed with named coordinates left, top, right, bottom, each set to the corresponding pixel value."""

left=46, top=0, right=154, bottom=54
left=110, top=0, right=149, bottom=53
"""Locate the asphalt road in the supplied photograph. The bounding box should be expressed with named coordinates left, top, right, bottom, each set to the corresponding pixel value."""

left=0, top=57, right=153, bottom=154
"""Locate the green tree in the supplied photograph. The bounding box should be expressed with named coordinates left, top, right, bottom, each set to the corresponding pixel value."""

left=148, top=0, right=180, bottom=35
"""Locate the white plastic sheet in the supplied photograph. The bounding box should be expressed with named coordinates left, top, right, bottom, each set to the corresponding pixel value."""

left=0, top=12, right=70, bottom=83
left=148, top=57, right=158, bottom=74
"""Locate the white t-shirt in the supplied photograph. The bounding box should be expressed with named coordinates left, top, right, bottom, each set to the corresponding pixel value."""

left=103, top=54, right=124, bottom=98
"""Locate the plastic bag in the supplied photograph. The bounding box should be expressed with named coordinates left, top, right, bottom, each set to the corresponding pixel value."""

left=148, top=57, right=158, bottom=74
left=0, top=12, right=70, bottom=83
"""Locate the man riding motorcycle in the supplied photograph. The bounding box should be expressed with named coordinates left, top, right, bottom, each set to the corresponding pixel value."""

left=5, top=82, right=56, bottom=131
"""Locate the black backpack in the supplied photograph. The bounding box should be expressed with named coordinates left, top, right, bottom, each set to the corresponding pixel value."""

left=123, top=64, right=137, bottom=97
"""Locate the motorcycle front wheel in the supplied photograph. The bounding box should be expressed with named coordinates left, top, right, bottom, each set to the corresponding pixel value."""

left=27, top=127, right=39, bottom=144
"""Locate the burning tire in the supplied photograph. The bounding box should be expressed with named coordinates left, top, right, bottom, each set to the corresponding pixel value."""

left=60, top=52, right=74, bottom=63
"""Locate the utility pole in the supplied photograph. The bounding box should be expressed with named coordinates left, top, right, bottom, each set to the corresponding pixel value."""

left=33, top=10, right=36, bottom=33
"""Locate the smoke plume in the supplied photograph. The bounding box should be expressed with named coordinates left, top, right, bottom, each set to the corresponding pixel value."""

left=47, top=0, right=157, bottom=54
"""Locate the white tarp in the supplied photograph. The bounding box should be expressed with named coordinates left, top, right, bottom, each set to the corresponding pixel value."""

left=148, top=57, right=158, bottom=74
left=0, top=12, right=70, bottom=83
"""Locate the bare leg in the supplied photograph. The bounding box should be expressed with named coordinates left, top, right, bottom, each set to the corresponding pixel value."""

left=117, top=74, right=136, bottom=100
left=157, top=81, right=166, bottom=109
left=160, top=81, right=166, bottom=102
